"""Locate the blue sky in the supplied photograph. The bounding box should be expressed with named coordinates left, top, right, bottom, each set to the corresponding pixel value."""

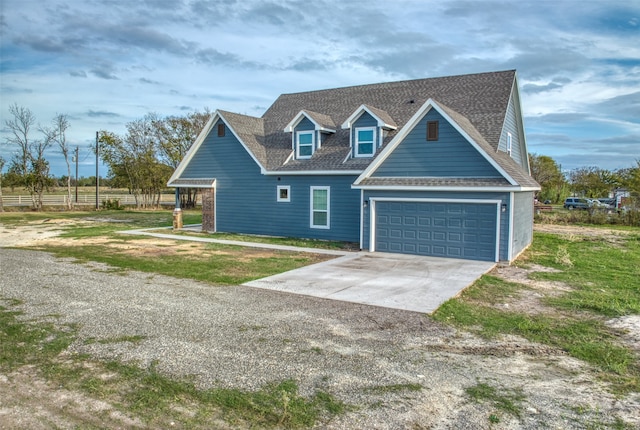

left=1, top=0, right=639, bottom=178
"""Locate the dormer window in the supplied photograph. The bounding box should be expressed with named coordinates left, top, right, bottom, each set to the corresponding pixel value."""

left=284, top=110, right=336, bottom=160
left=341, top=104, right=397, bottom=161
left=296, top=131, right=314, bottom=159
left=355, top=127, right=375, bottom=157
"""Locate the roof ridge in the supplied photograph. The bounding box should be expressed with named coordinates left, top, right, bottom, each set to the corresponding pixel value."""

left=277, top=69, right=516, bottom=97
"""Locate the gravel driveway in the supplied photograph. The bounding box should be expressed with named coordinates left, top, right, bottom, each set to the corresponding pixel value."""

left=1, top=248, right=637, bottom=429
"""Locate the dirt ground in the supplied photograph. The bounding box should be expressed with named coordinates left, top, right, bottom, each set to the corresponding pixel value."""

left=1, top=220, right=639, bottom=429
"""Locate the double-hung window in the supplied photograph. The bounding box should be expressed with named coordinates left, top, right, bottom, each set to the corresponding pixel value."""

left=296, top=131, right=314, bottom=159
left=355, top=127, right=375, bottom=157
left=310, top=186, right=330, bottom=229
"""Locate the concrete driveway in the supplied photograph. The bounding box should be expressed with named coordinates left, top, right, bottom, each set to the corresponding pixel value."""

left=245, top=252, right=496, bottom=313
left=119, top=227, right=495, bottom=314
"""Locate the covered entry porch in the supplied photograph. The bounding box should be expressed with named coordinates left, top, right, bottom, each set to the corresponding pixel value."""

left=168, top=178, right=216, bottom=231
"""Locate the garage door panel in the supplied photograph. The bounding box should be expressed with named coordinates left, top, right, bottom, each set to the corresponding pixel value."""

left=375, top=201, right=497, bottom=261
left=432, top=231, right=446, bottom=241
left=448, top=232, right=462, bottom=242
left=403, top=229, right=417, bottom=239
left=418, top=216, right=431, bottom=227
left=433, top=218, right=446, bottom=227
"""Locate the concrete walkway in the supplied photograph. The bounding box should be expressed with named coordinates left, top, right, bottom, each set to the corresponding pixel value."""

left=119, top=226, right=495, bottom=313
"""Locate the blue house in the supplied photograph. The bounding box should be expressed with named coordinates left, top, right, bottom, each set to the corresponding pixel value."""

left=168, top=70, right=540, bottom=262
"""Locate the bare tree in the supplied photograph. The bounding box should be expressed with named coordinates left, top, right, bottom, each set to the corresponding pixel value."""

left=5, top=103, right=35, bottom=179
left=0, top=156, right=5, bottom=212
left=42, top=114, right=72, bottom=209
left=4, top=103, right=52, bottom=209
left=27, top=135, right=54, bottom=211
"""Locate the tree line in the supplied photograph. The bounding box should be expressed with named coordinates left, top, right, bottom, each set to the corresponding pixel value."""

left=1, top=104, right=209, bottom=211
left=529, top=154, right=640, bottom=206
left=2, top=103, right=639, bottom=212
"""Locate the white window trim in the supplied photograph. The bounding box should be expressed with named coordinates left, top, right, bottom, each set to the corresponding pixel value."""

left=277, top=185, right=290, bottom=202
left=310, top=186, right=330, bottom=229
left=354, top=126, right=376, bottom=157
left=296, top=130, right=314, bottom=159
left=507, top=132, right=512, bottom=156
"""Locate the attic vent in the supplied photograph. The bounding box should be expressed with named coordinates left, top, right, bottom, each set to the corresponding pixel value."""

left=427, top=121, right=439, bottom=141
left=217, top=123, right=225, bottom=137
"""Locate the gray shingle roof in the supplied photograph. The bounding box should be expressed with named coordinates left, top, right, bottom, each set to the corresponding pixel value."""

left=362, top=105, right=397, bottom=128
left=214, top=70, right=538, bottom=188
left=302, top=110, right=336, bottom=131
left=167, top=178, right=216, bottom=188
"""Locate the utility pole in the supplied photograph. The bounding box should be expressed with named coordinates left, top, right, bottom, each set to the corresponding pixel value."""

left=95, top=131, right=99, bottom=210
left=74, top=146, right=79, bottom=203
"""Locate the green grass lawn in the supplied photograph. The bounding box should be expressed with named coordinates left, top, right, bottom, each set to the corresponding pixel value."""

left=0, top=210, right=336, bottom=284
left=434, top=228, right=640, bottom=394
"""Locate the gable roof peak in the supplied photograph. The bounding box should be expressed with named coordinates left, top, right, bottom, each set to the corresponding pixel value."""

left=341, top=104, right=397, bottom=130
left=283, top=109, right=336, bottom=133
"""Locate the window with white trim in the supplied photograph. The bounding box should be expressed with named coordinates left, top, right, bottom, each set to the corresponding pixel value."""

left=296, top=131, right=314, bottom=159
left=277, top=185, right=290, bottom=202
left=507, top=132, right=513, bottom=156
left=310, top=186, right=330, bottom=229
left=355, top=127, right=375, bottom=157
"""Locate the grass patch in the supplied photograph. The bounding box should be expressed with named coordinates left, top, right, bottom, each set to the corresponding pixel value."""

left=364, top=383, right=423, bottom=395
left=3, top=210, right=334, bottom=285
left=0, top=303, right=75, bottom=370
left=434, top=227, right=640, bottom=394
left=84, top=335, right=146, bottom=345
left=529, top=232, right=640, bottom=317
left=0, top=299, right=347, bottom=428
left=176, top=230, right=357, bottom=251
left=37, top=243, right=323, bottom=285
left=465, top=382, right=525, bottom=419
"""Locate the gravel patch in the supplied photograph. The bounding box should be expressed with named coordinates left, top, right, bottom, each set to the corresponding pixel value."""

left=1, top=248, right=639, bottom=429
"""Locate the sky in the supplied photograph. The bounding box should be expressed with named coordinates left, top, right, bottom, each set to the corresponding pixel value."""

left=1, top=0, right=639, bottom=178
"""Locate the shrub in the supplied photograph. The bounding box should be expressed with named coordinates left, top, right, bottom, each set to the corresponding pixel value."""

left=101, top=198, right=124, bottom=210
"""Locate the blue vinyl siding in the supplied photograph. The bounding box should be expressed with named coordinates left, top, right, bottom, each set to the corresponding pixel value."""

left=498, top=89, right=527, bottom=169
left=181, top=119, right=237, bottom=178
left=372, top=109, right=501, bottom=178
left=362, top=190, right=511, bottom=261
left=511, top=191, right=534, bottom=258
left=180, top=119, right=360, bottom=242
left=351, top=112, right=378, bottom=157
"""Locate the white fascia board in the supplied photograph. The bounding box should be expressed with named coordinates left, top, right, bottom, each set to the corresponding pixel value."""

left=341, top=104, right=397, bottom=130
left=284, top=111, right=335, bottom=134
left=167, top=112, right=218, bottom=186
left=513, top=74, right=532, bottom=173
left=265, top=170, right=362, bottom=176
left=353, top=98, right=519, bottom=186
